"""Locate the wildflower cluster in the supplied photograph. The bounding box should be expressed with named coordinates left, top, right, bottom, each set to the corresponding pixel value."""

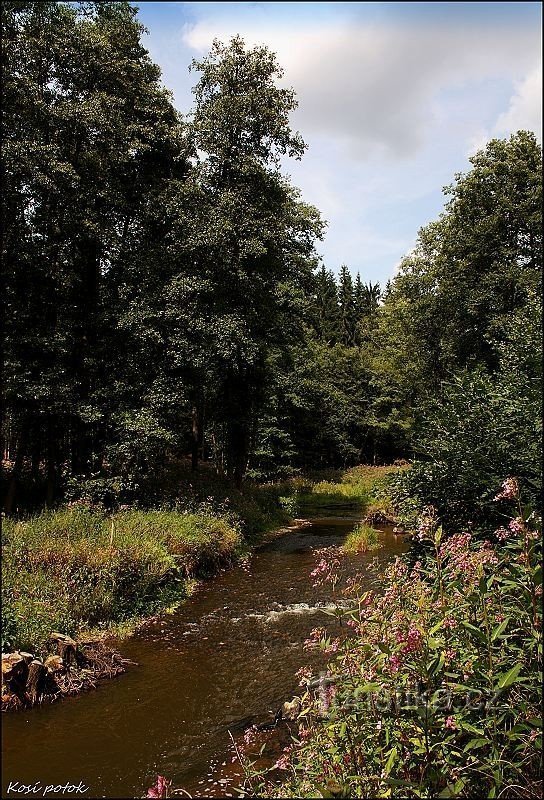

left=309, top=550, right=340, bottom=587
left=240, top=480, right=542, bottom=799
left=493, top=477, right=519, bottom=501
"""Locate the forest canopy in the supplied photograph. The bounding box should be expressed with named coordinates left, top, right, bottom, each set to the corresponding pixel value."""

left=2, top=1, right=542, bottom=525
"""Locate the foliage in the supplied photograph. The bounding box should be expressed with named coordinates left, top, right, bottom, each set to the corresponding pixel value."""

left=239, top=485, right=542, bottom=798
left=3, top=1, right=541, bottom=505
left=342, top=523, right=381, bottom=553
left=1, top=505, right=242, bottom=653
left=292, top=466, right=402, bottom=512
left=392, top=292, right=542, bottom=531
left=1, top=8, right=324, bottom=509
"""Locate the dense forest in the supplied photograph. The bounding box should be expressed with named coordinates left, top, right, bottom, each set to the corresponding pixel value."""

left=2, top=1, right=541, bottom=524
left=2, top=3, right=542, bottom=799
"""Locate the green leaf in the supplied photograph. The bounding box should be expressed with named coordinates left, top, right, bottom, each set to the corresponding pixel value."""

left=461, top=620, right=486, bottom=642
left=464, top=737, right=490, bottom=751
left=495, top=662, right=523, bottom=690
left=491, top=617, right=510, bottom=641
left=384, top=746, right=397, bottom=776
left=461, top=722, right=485, bottom=735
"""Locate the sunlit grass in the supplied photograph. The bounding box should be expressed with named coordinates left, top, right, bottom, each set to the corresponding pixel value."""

left=2, top=507, right=242, bottom=654
left=342, top=523, right=382, bottom=553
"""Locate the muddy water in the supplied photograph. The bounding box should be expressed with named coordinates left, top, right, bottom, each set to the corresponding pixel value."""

left=2, top=516, right=408, bottom=799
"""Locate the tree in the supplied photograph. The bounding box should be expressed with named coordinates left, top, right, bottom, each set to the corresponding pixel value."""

left=338, top=265, right=356, bottom=346
left=187, top=36, right=323, bottom=484
left=388, top=131, right=542, bottom=381
left=312, top=264, right=341, bottom=344
left=2, top=1, right=186, bottom=507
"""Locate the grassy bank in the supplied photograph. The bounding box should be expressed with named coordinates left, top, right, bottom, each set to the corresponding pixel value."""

left=1, top=464, right=402, bottom=657
left=281, top=464, right=404, bottom=514
left=342, top=523, right=382, bottom=553
left=1, top=507, right=244, bottom=655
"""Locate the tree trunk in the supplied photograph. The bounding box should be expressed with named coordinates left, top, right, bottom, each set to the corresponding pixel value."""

left=191, top=404, right=199, bottom=472
left=46, top=417, right=57, bottom=507
left=3, top=425, right=27, bottom=514
left=2, top=653, right=29, bottom=704
left=49, top=632, right=79, bottom=668
left=26, top=660, right=47, bottom=705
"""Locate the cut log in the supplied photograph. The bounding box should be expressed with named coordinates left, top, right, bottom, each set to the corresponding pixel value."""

left=19, top=651, right=34, bottom=664
left=26, top=660, right=46, bottom=704
left=2, top=653, right=29, bottom=702
left=44, top=654, right=64, bottom=674
left=49, top=633, right=79, bottom=668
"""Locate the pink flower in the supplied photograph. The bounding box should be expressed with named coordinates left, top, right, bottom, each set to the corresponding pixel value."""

left=410, top=560, right=423, bottom=577
left=495, top=527, right=510, bottom=541
left=310, top=552, right=340, bottom=587
left=508, top=517, right=524, bottom=535
left=445, top=716, right=457, bottom=730
left=320, top=684, right=337, bottom=712
left=303, top=627, right=326, bottom=650
left=396, top=626, right=423, bottom=655
left=440, top=532, right=471, bottom=559
left=146, top=775, right=170, bottom=799
left=443, top=617, right=457, bottom=629
left=389, top=654, right=402, bottom=673
left=274, top=748, right=292, bottom=770
left=494, top=478, right=519, bottom=502
left=296, top=666, right=312, bottom=685
left=243, top=725, right=258, bottom=746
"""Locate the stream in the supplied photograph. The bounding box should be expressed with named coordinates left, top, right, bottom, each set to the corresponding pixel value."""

left=2, top=515, right=408, bottom=799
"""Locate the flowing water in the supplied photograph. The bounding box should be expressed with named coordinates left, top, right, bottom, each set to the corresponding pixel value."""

left=2, top=516, right=408, bottom=799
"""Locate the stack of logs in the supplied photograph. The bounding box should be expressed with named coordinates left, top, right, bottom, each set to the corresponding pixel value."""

left=2, top=632, right=130, bottom=711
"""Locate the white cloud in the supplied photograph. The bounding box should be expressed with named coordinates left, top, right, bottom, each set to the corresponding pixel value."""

left=181, top=19, right=541, bottom=159
left=141, top=4, right=542, bottom=281
left=494, top=65, right=542, bottom=138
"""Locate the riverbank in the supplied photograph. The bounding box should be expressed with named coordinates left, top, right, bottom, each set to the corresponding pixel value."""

left=1, top=465, right=401, bottom=711
left=2, top=514, right=408, bottom=798
left=2, top=507, right=246, bottom=659
left=235, top=481, right=543, bottom=800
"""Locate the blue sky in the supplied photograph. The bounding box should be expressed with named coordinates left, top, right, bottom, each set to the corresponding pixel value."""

left=134, top=1, right=542, bottom=285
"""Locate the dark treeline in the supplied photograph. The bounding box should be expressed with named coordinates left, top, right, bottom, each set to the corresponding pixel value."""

left=2, top=2, right=542, bottom=520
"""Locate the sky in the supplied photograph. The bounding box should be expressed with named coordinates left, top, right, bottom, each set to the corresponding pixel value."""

left=134, top=1, right=542, bottom=285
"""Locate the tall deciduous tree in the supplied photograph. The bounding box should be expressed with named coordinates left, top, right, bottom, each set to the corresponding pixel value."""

left=2, top=1, right=186, bottom=507
left=187, top=36, right=323, bottom=484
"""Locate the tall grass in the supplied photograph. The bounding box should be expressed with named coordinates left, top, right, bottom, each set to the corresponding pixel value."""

left=294, top=465, right=404, bottom=512
left=342, top=523, right=382, bottom=553
left=1, top=507, right=242, bottom=654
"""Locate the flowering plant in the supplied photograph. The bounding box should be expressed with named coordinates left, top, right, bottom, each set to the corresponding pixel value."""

left=240, top=481, right=542, bottom=798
